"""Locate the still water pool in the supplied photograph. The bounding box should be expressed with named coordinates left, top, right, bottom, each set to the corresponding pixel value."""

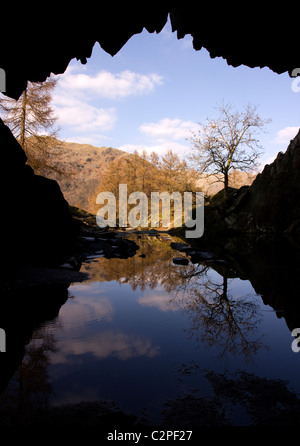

left=3, top=233, right=300, bottom=426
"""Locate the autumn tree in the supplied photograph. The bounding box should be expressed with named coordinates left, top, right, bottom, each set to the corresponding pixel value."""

left=0, top=76, right=60, bottom=174
left=136, top=149, right=153, bottom=196
left=99, top=157, right=125, bottom=199
left=98, top=149, right=199, bottom=198
left=159, top=149, right=197, bottom=193
left=95, top=148, right=200, bottom=226
left=124, top=152, right=139, bottom=194
left=188, top=102, right=271, bottom=199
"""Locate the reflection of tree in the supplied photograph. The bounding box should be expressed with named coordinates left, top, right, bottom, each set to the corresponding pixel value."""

left=163, top=369, right=300, bottom=426
left=0, top=327, right=56, bottom=424
left=82, top=235, right=181, bottom=291
left=83, top=234, right=264, bottom=362
left=205, top=370, right=300, bottom=426
left=172, top=266, right=264, bottom=362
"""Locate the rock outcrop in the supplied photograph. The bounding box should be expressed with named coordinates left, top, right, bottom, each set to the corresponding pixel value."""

left=204, top=129, right=300, bottom=237
left=1, top=119, right=75, bottom=265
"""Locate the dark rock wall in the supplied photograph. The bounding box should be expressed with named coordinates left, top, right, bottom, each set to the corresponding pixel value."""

left=221, top=130, right=300, bottom=236
left=1, top=119, right=74, bottom=265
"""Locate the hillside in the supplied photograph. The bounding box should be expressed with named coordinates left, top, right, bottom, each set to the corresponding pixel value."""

left=34, top=140, right=126, bottom=211
left=32, top=140, right=257, bottom=214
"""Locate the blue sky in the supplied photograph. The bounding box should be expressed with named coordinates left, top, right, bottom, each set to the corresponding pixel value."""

left=51, top=18, right=300, bottom=169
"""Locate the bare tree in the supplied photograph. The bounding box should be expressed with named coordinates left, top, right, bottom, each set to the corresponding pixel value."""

left=188, top=102, right=271, bottom=199
left=0, top=76, right=61, bottom=174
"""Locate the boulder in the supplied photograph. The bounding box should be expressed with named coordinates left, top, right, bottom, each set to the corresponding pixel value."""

left=170, top=242, right=190, bottom=251
left=173, top=257, right=189, bottom=265
left=189, top=251, right=215, bottom=263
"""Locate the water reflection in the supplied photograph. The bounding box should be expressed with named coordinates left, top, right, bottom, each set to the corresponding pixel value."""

left=80, top=234, right=264, bottom=363
left=0, top=282, right=69, bottom=425
left=1, top=232, right=300, bottom=426
left=53, top=328, right=160, bottom=362
left=57, top=284, right=161, bottom=363
left=171, top=269, right=264, bottom=362
left=0, top=327, right=56, bottom=425
left=162, top=369, right=300, bottom=426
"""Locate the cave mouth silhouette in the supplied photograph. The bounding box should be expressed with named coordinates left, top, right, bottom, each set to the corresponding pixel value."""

left=0, top=6, right=298, bottom=262
left=1, top=5, right=296, bottom=101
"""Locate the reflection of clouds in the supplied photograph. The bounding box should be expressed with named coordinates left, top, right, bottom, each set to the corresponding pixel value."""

left=69, top=283, right=109, bottom=295
left=51, top=287, right=160, bottom=364
left=59, top=296, right=115, bottom=328
left=51, top=331, right=160, bottom=364
left=138, top=292, right=179, bottom=312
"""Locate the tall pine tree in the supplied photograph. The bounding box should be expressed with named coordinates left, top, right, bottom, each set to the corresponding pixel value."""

left=0, top=76, right=60, bottom=174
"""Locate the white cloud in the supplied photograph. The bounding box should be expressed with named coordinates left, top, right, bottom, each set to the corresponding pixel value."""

left=263, top=156, right=276, bottom=166
left=273, top=126, right=299, bottom=145
left=122, top=118, right=198, bottom=157
left=58, top=69, right=163, bottom=99
left=51, top=68, right=163, bottom=137
left=52, top=95, right=116, bottom=132
left=180, top=36, right=193, bottom=50
left=139, top=118, right=198, bottom=141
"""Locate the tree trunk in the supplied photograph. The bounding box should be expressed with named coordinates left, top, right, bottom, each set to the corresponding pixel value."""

left=224, top=170, right=229, bottom=200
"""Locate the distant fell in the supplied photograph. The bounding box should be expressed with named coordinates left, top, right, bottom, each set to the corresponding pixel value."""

left=31, top=139, right=257, bottom=214
left=32, top=139, right=126, bottom=212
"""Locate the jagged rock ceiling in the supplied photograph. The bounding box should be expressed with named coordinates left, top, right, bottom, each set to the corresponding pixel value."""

left=1, top=5, right=297, bottom=99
